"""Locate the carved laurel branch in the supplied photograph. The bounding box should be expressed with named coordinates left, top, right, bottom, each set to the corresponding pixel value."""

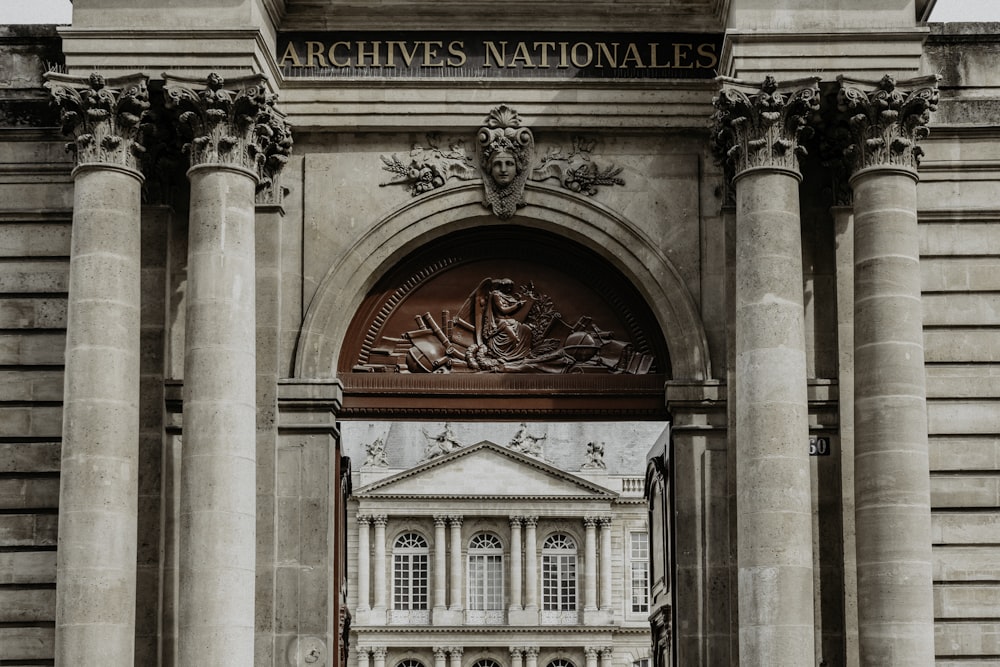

left=162, top=72, right=290, bottom=183
left=711, top=75, right=821, bottom=176
left=43, top=71, right=150, bottom=172
left=836, top=74, right=941, bottom=173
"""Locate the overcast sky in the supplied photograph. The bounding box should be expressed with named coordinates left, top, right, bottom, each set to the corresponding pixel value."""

left=1, top=0, right=999, bottom=23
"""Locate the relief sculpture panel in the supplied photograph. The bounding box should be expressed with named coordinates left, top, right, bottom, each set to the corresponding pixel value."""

left=346, top=230, right=667, bottom=377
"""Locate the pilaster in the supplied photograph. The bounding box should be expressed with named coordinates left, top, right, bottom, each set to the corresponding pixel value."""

left=43, top=71, right=149, bottom=667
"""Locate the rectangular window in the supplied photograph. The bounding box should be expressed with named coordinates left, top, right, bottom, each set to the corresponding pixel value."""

left=469, top=554, right=503, bottom=610
left=630, top=531, right=649, bottom=613
left=393, top=552, right=429, bottom=610
left=542, top=554, right=577, bottom=611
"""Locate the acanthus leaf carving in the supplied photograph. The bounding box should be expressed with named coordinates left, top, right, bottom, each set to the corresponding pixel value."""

left=710, top=75, right=821, bottom=178
left=44, top=71, right=150, bottom=172
left=531, top=137, right=625, bottom=195
left=835, top=74, right=941, bottom=175
left=162, top=72, right=291, bottom=182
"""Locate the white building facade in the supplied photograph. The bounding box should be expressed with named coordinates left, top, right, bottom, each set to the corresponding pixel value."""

left=342, top=423, right=663, bottom=667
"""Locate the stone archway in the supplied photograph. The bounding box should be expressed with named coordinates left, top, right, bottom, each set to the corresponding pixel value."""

left=294, top=181, right=711, bottom=385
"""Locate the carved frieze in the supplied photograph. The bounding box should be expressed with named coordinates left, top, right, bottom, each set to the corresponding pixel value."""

left=162, top=72, right=291, bottom=182
left=835, top=74, right=941, bottom=176
left=44, top=72, right=150, bottom=172
left=379, top=107, right=625, bottom=215
left=357, top=275, right=655, bottom=375
left=711, top=75, right=820, bottom=178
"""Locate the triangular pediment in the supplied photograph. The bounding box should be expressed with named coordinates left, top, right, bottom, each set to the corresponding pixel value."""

left=356, top=441, right=616, bottom=499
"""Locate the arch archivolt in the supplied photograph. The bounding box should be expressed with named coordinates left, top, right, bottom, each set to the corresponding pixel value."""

left=294, top=181, right=710, bottom=381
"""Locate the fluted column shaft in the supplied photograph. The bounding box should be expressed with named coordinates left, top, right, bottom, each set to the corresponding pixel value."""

left=598, top=518, right=612, bottom=611
left=449, top=516, right=464, bottom=611
left=584, top=518, right=598, bottom=611
left=713, top=75, right=820, bottom=665
left=838, top=74, right=941, bottom=667
left=524, top=517, right=538, bottom=611
left=44, top=72, right=149, bottom=667
left=357, top=516, right=371, bottom=612
left=164, top=72, right=290, bottom=667
left=434, top=516, right=448, bottom=611
left=510, top=517, right=523, bottom=611
left=373, top=515, right=388, bottom=612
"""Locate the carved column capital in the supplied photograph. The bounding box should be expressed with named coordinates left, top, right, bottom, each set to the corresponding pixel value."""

left=434, top=515, right=449, bottom=527
left=357, top=513, right=371, bottom=525
left=835, top=74, right=941, bottom=177
left=711, top=75, right=820, bottom=180
left=584, top=516, right=599, bottom=528
left=522, top=516, right=538, bottom=528
left=162, top=72, right=290, bottom=182
left=371, top=647, right=388, bottom=659
left=584, top=648, right=599, bottom=660
left=523, top=647, right=539, bottom=658
left=371, top=514, right=388, bottom=527
left=448, top=515, right=463, bottom=526
left=510, top=647, right=524, bottom=658
left=510, top=515, right=524, bottom=528
left=44, top=71, right=150, bottom=174
left=433, top=648, right=448, bottom=659
left=448, top=647, right=464, bottom=657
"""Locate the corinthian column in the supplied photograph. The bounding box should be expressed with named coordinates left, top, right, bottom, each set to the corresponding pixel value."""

left=712, top=75, right=820, bottom=665
left=44, top=71, right=149, bottom=667
left=509, top=517, right=523, bottom=612
left=434, top=515, right=449, bottom=615
left=163, top=72, right=289, bottom=667
left=357, top=515, right=372, bottom=614
left=837, top=74, right=940, bottom=667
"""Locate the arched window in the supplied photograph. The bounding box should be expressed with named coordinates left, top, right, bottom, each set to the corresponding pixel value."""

left=467, top=532, right=504, bottom=618
left=472, top=660, right=502, bottom=667
left=547, top=660, right=575, bottom=667
left=392, top=532, right=429, bottom=621
left=542, top=533, right=577, bottom=613
left=397, top=661, right=426, bottom=667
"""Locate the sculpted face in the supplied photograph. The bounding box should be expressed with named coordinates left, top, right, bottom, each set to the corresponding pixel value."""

left=490, top=151, right=517, bottom=185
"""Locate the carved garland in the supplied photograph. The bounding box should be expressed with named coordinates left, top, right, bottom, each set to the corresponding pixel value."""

left=836, top=74, right=941, bottom=175
left=43, top=71, right=150, bottom=172
left=710, top=75, right=820, bottom=177
left=379, top=106, right=626, bottom=217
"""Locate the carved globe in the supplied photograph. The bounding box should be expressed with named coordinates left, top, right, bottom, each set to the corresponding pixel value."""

left=563, top=331, right=600, bottom=362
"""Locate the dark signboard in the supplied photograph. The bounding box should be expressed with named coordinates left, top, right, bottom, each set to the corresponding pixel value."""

left=277, top=31, right=722, bottom=80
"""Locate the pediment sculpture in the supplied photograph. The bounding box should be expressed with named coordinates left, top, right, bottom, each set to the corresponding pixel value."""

left=359, top=276, right=654, bottom=375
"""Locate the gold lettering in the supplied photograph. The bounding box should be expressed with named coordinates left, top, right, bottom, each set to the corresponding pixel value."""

left=696, top=42, right=718, bottom=69
left=595, top=42, right=618, bottom=68
left=387, top=40, right=420, bottom=67
left=305, top=41, right=328, bottom=67
left=483, top=41, right=508, bottom=67
left=673, top=43, right=694, bottom=69
left=279, top=42, right=303, bottom=68
left=509, top=41, right=535, bottom=68
left=570, top=42, right=593, bottom=68
left=621, top=42, right=646, bottom=68
left=535, top=42, right=556, bottom=68
left=357, top=41, right=383, bottom=67
left=558, top=42, right=570, bottom=68
left=328, top=41, right=350, bottom=67
left=647, top=43, right=670, bottom=69
left=423, top=41, right=444, bottom=67
left=447, top=40, right=467, bottom=67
